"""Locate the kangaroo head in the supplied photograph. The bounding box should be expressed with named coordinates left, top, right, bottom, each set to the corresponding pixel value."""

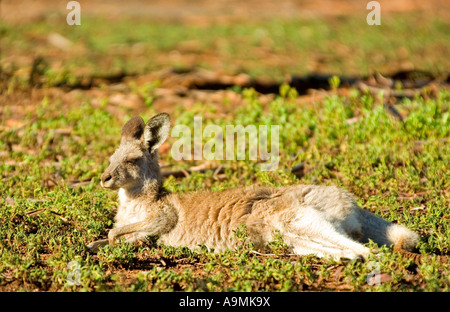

left=101, top=113, right=170, bottom=192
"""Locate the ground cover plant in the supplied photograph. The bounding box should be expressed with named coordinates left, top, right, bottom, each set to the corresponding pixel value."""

left=0, top=1, right=449, bottom=292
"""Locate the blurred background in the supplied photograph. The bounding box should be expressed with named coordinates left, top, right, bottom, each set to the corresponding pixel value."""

left=2, top=0, right=449, bottom=78
left=2, top=0, right=449, bottom=115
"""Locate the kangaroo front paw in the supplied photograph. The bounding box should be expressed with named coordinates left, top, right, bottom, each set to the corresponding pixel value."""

left=108, top=229, right=118, bottom=246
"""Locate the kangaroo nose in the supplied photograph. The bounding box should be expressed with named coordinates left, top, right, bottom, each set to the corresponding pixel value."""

left=101, top=173, right=112, bottom=186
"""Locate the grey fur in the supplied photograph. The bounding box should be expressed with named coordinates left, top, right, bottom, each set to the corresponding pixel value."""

left=88, top=114, right=420, bottom=260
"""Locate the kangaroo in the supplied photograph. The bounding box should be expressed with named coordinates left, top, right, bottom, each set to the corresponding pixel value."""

left=87, top=113, right=420, bottom=260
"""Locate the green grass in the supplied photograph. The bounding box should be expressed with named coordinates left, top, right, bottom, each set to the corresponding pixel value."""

left=0, top=12, right=449, bottom=292
left=0, top=85, right=448, bottom=291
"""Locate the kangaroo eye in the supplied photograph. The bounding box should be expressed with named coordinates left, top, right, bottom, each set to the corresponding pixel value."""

left=126, top=159, right=136, bottom=164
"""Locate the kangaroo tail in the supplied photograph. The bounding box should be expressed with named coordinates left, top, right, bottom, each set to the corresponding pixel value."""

left=358, top=208, right=419, bottom=251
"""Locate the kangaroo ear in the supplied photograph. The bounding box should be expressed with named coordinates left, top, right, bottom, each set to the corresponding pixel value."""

left=121, top=116, right=145, bottom=141
left=143, top=113, right=171, bottom=153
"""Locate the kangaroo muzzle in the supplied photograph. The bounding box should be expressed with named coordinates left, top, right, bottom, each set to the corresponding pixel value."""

left=101, top=171, right=113, bottom=188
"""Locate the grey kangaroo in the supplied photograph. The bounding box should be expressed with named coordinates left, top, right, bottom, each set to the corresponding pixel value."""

left=87, top=113, right=419, bottom=260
